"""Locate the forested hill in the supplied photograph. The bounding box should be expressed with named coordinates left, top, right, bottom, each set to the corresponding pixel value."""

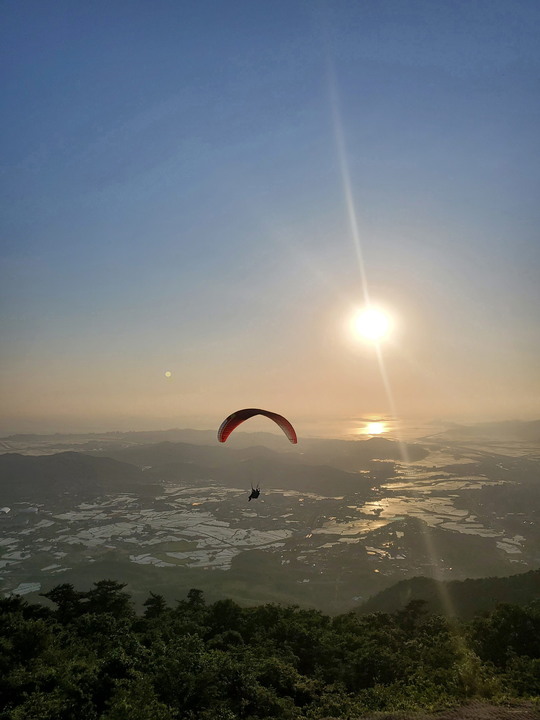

left=360, top=568, right=540, bottom=618
left=1, top=580, right=539, bottom=719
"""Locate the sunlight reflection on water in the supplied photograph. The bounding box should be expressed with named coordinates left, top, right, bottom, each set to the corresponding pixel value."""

left=312, top=469, right=506, bottom=540
left=300, top=416, right=446, bottom=441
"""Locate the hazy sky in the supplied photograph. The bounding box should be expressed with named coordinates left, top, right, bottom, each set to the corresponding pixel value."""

left=1, top=0, right=539, bottom=436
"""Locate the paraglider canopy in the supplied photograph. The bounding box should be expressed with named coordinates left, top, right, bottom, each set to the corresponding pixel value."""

left=217, top=408, right=297, bottom=444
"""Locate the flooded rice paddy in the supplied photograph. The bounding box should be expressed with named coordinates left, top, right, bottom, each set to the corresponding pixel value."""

left=1, top=436, right=538, bottom=599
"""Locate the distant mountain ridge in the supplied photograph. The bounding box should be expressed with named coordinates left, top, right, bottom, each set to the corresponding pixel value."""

left=87, top=435, right=428, bottom=472
left=0, top=431, right=427, bottom=502
left=86, top=438, right=423, bottom=493
left=360, top=568, right=540, bottom=618
left=0, top=452, right=151, bottom=504
left=0, top=445, right=378, bottom=501
left=3, top=417, right=539, bottom=447
left=64, top=446, right=372, bottom=495
left=428, top=419, right=540, bottom=443
left=0, top=428, right=430, bottom=466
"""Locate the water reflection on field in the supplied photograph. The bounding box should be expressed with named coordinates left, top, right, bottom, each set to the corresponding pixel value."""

left=1, top=429, right=538, bottom=603
left=311, top=460, right=513, bottom=545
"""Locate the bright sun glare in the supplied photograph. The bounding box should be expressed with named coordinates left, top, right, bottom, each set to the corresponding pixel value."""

left=365, top=421, right=385, bottom=435
left=353, top=307, right=391, bottom=342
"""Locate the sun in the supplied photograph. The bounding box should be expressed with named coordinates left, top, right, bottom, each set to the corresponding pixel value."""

left=353, top=307, right=392, bottom=342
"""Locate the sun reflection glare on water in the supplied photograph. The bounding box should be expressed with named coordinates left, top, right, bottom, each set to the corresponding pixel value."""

left=364, top=421, right=385, bottom=435
left=354, top=420, right=387, bottom=436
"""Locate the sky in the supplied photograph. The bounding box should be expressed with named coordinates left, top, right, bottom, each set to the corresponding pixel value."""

left=1, top=0, right=540, bottom=437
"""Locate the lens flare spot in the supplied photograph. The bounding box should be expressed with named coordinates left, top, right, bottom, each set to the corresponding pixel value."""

left=164, top=371, right=172, bottom=378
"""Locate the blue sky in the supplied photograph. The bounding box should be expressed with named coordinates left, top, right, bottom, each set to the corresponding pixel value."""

left=1, top=0, right=539, bottom=435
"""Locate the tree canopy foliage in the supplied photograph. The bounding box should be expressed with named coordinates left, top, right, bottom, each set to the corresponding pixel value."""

left=0, top=581, right=538, bottom=719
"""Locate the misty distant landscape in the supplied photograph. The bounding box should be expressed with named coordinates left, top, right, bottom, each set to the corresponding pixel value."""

left=1, top=419, right=538, bottom=614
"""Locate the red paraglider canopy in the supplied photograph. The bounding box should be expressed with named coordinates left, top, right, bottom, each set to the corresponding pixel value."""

left=217, top=408, right=297, bottom=444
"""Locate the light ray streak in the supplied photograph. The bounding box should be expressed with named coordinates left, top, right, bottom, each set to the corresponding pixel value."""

left=376, top=345, right=458, bottom=616
left=328, top=56, right=458, bottom=617
left=321, top=111, right=458, bottom=614
left=374, top=342, right=413, bottom=466
left=327, top=67, right=370, bottom=306
left=327, top=60, right=409, bottom=461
